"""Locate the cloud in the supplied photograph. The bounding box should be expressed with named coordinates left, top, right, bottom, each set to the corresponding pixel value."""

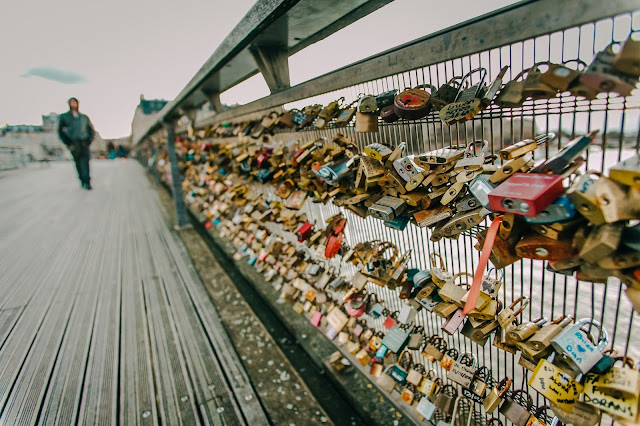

left=21, top=67, right=87, bottom=84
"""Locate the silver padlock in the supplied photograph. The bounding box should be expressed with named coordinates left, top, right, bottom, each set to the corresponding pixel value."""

left=550, top=318, right=608, bottom=374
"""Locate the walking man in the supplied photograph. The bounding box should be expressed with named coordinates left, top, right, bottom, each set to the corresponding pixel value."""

left=58, top=97, right=95, bottom=189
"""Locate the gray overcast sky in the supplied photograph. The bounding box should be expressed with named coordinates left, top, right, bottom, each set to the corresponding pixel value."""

left=1, top=0, right=520, bottom=139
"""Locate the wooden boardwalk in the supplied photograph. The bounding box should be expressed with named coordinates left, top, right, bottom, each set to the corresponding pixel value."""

left=0, top=161, right=268, bottom=426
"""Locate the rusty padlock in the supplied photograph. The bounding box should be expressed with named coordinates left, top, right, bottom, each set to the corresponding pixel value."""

left=430, top=76, right=464, bottom=110
left=540, top=59, right=587, bottom=92
left=393, top=84, right=435, bottom=120
left=494, top=68, right=528, bottom=108
left=580, top=42, right=637, bottom=97
left=612, top=31, right=640, bottom=77
left=521, top=62, right=559, bottom=100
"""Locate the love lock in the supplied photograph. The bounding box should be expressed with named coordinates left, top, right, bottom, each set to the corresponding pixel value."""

left=580, top=42, right=637, bottom=97
left=551, top=318, right=609, bottom=374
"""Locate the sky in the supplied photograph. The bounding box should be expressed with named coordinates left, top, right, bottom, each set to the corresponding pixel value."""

left=1, top=0, right=527, bottom=139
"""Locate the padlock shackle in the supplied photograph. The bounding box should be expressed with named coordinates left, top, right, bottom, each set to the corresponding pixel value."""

left=458, top=351, right=478, bottom=367
left=496, top=377, right=512, bottom=397
left=430, top=252, right=446, bottom=269
left=464, top=139, right=490, bottom=158
left=452, top=271, right=474, bottom=286
left=457, top=67, right=488, bottom=95
left=576, top=318, right=608, bottom=349
left=508, top=296, right=530, bottom=316
left=561, top=59, right=588, bottom=71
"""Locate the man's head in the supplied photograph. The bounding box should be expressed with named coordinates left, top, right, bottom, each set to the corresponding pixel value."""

left=68, top=97, right=79, bottom=112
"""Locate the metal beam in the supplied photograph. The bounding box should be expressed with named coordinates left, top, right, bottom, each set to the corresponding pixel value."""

left=134, top=0, right=393, bottom=145
left=203, top=90, right=224, bottom=113
left=249, top=45, right=291, bottom=92
left=198, top=0, right=639, bottom=127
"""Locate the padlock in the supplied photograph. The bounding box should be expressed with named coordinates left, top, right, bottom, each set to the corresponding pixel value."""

left=521, top=62, right=559, bottom=100
left=551, top=318, right=609, bottom=374
left=377, top=365, right=399, bottom=393
left=578, top=222, right=623, bottom=264
left=521, top=315, right=573, bottom=354
left=393, top=155, right=426, bottom=182
left=375, top=89, right=397, bottom=108
left=489, top=152, right=533, bottom=184
left=488, top=173, right=565, bottom=217
left=357, top=94, right=378, bottom=113
left=583, top=357, right=640, bottom=421
left=613, top=31, right=640, bottom=76
left=499, top=133, right=556, bottom=161
left=497, top=296, right=529, bottom=328
left=462, top=317, right=500, bottom=346
left=515, top=232, right=574, bottom=261
left=550, top=401, right=600, bottom=426
left=469, top=174, right=499, bottom=209
left=434, top=384, right=458, bottom=416
left=471, top=366, right=493, bottom=397
left=494, top=69, right=528, bottom=108
left=534, top=131, right=597, bottom=175
left=422, top=335, right=447, bottom=362
left=367, top=195, right=407, bottom=222
left=595, top=176, right=637, bottom=223
left=439, top=348, right=459, bottom=371
left=441, top=207, right=490, bottom=237
left=483, top=377, right=511, bottom=414
left=540, top=60, right=587, bottom=92
left=482, top=65, right=510, bottom=106
left=507, top=317, right=548, bottom=342
left=407, top=325, right=425, bottom=351
left=566, top=172, right=606, bottom=225
left=406, top=363, right=426, bottom=387
left=528, top=353, right=584, bottom=413
left=454, top=140, right=489, bottom=174
left=523, top=196, right=577, bottom=224
left=429, top=253, right=453, bottom=287
left=580, top=42, right=637, bottom=97
left=500, top=389, right=534, bottom=426
left=334, top=100, right=358, bottom=126
left=430, top=76, right=463, bottom=110
left=380, top=104, right=399, bottom=123
left=355, top=111, right=379, bottom=133
left=381, top=324, right=411, bottom=353
left=609, top=153, right=640, bottom=187
left=394, top=84, right=435, bottom=120
left=447, top=352, right=478, bottom=388
left=438, top=272, right=472, bottom=305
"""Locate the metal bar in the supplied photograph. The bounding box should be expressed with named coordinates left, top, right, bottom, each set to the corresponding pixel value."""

left=165, top=123, right=190, bottom=228
left=193, top=0, right=638, bottom=130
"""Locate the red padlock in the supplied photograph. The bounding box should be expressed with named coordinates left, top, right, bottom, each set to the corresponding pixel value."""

left=325, top=218, right=347, bottom=258
left=204, top=221, right=213, bottom=229
left=296, top=221, right=313, bottom=242
left=488, top=173, right=564, bottom=217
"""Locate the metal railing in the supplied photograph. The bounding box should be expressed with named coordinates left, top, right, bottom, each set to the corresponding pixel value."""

left=144, top=0, right=640, bottom=424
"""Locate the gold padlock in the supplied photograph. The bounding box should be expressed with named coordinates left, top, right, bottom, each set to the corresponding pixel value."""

left=494, top=69, right=528, bottom=108
left=355, top=111, right=379, bottom=133
left=566, top=172, right=606, bottom=225
left=539, top=60, right=586, bottom=92
left=613, top=31, right=640, bottom=77
left=609, top=153, right=640, bottom=187
left=580, top=42, right=637, bottom=97
left=483, top=377, right=512, bottom=414
left=595, top=176, right=637, bottom=223
left=521, top=62, right=559, bottom=100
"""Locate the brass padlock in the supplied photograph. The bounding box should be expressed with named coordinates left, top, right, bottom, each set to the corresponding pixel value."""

left=434, top=384, right=458, bottom=416
left=355, top=111, right=379, bottom=133
left=566, top=172, right=606, bottom=225
left=580, top=42, right=637, bottom=97
left=578, top=223, right=623, bottom=264
left=595, top=176, right=637, bottom=223
left=422, top=335, right=447, bottom=362
left=540, top=60, right=586, bottom=92
left=506, top=317, right=548, bottom=342
left=613, top=31, right=640, bottom=77
left=439, top=348, right=459, bottom=371
left=483, top=377, right=511, bottom=414
left=521, top=62, right=559, bottom=100
left=497, top=296, right=529, bottom=329
left=494, top=68, right=528, bottom=108
left=609, top=153, right=640, bottom=187
left=439, top=68, right=487, bottom=124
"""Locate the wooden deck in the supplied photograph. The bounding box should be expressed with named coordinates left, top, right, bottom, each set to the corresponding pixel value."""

left=0, top=161, right=268, bottom=426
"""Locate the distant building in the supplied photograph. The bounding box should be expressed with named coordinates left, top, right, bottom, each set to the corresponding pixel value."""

left=0, top=113, right=107, bottom=162
left=130, top=95, right=168, bottom=147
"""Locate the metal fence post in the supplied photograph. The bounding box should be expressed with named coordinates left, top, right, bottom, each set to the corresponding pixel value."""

left=164, top=121, right=190, bottom=228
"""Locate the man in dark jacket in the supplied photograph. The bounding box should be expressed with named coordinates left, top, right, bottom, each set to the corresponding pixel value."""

left=58, top=97, right=95, bottom=189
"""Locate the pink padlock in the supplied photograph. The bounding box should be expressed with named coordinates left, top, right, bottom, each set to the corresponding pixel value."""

left=310, top=311, right=322, bottom=327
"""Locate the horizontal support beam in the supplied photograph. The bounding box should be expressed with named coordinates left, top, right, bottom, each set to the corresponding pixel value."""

left=200, top=0, right=638, bottom=126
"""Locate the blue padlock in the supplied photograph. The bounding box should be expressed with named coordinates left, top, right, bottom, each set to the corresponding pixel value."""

left=551, top=318, right=608, bottom=374
left=524, top=196, right=577, bottom=224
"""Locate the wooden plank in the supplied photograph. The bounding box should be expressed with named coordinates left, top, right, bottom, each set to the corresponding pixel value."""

left=118, top=196, right=158, bottom=426
left=38, top=203, right=112, bottom=426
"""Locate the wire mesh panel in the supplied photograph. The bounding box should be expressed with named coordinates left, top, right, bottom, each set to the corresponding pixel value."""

left=152, top=4, right=640, bottom=425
